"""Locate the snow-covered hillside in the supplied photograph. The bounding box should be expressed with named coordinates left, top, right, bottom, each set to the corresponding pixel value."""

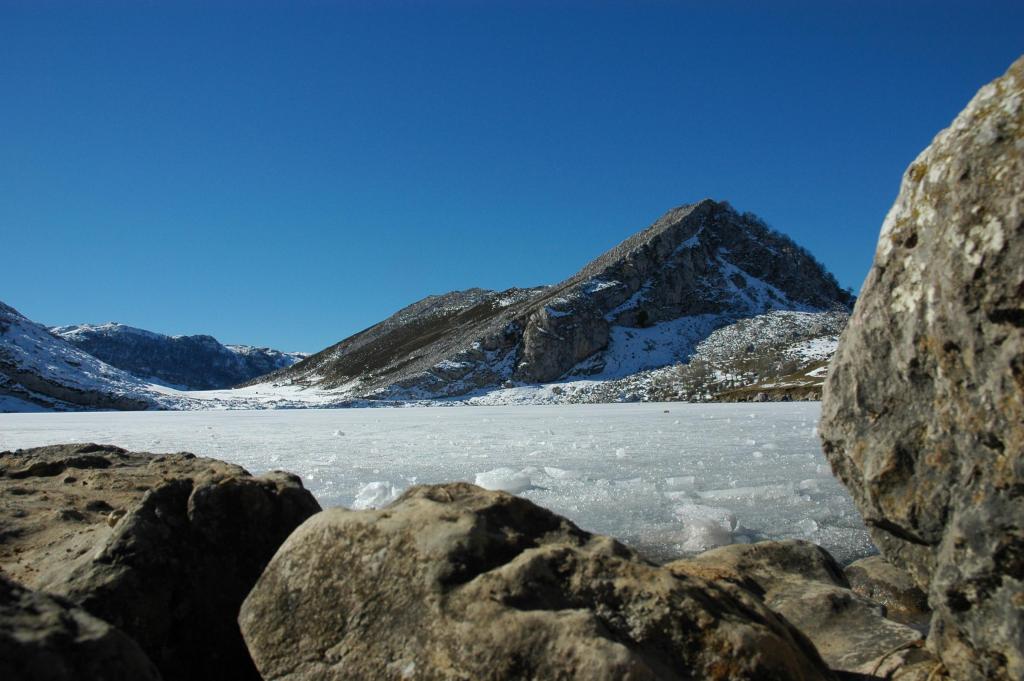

left=0, top=302, right=194, bottom=411
left=572, top=309, right=846, bottom=403
left=450, top=309, right=847, bottom=406
left=52, top=322, right=304, bottom=390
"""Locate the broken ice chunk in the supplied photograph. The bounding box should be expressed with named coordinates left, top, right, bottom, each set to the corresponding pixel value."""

left=475, top=467, right=533, bottom=493
left=673, top=503, right=738, bottom=552
left=795, top=518, right=819, bottom=536
left=664, top=475, right=696, bottom=490
left=352, top=481, right=401, bottom=510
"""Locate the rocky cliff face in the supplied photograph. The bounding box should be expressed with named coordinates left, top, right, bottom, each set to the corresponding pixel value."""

left=263, top=200, right=852, bottom=400
left=821, top=56, right=1024, bottom=681
left=52, top=322, right=304, bottom=390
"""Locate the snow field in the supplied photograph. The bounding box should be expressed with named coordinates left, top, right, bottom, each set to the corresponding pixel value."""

left=0, top=402, right=873, bottom=563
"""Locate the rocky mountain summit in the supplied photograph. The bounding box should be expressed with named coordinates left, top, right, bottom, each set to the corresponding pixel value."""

left=53, top=322, right=305, bottom=390
left=261, top=200, right=853, bottom=402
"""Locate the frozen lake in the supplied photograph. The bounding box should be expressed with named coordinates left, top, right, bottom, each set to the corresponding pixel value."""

left=0, top=402, right=874, bottom=564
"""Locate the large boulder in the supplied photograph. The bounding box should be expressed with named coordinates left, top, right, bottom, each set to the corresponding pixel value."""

left=240, top=483, right=833, bottom=681
left=0, top=443, right=322, bottom=681
left=667, top=541, right=927, bottom=677
left=0, top=573, right=161, bottom=681
left=820, top=56, right=1024, bottom=680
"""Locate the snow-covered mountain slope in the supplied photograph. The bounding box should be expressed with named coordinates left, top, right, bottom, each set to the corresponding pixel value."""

left=446, top=309, right=846, bottom=406
left=259, top=200, right=853, bottom=402
left=0, top=302, right=195, bottom=411
left=52, top=322, right=305, bottom=390
left=565, top=309, right=847, bottom=403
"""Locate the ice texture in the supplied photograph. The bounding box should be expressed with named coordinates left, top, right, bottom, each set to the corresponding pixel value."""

left=672, top=503, right=738, bottom=552
left=0, top=402, right=874, bottom=563
left=352, top=481, right=402, bottom=510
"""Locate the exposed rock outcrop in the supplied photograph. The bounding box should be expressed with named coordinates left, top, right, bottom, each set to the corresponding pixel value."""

left=0, top=573, right=161, bottom=681
left=667, top=541, right=928, bottom=677
left=240, top=483, right=833, bottom=681
left=0, top=443, right=322, bottom=681
left=820, top=56, right=1024, bottom=680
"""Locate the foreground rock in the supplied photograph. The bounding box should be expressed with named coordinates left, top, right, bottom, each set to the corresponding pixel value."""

left=0, top=573, right=161, bottom=681
left=820, top=56, right=1024, bottom=680
left=668, top=541, right=930, bottom=677
left=241, top=483, right=832, bottom=681
left=0, top=443, right=321, bottom=681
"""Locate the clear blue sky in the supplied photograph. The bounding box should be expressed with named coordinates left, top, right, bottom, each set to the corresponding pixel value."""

left=2, top=1, right=1021, bottom=352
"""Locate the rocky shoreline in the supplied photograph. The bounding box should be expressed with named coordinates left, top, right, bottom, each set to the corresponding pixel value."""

left=1, top=444, right=937, bottom=681
left=1, top=53, right=1020, bottom=681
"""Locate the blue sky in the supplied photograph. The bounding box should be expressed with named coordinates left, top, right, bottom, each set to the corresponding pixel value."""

left=2, top=1, right=1021, bottom=352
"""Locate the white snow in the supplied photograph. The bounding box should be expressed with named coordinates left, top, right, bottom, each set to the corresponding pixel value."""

left=434, top=359, right=472, bottom=371
left=672, top=227, right=704, bottom=253
left=543, top=305, right=573, bottom=318
left=583, top=279, right=621, bottom=295
left=785, top=336, right=840, bottom=363
left=0, top=402, right=873, bottom=563
left=577, top=315, right=725, bottom=380
left=52, top=322, right=168, bottom=342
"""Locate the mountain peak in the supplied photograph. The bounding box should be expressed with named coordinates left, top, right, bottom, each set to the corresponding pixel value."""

left=262, top=201, right=851, bottom=399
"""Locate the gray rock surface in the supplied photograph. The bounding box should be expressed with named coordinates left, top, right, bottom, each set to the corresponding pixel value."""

left=240, top=483, right=833, bottom=681
left=261, top=201, right=852, bottom=400
left=0, top=443, right=321, bottom=681
left=820, top=56, right=1024, bottom=680
left=845, top=555, right=930, bottom=626
left=667, top=541, right=927, bottom=677
left=0, top=573, right=161, bottom=681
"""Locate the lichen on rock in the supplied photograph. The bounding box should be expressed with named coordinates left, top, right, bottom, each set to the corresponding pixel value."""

left=820, top=55, right=1024, bottom=681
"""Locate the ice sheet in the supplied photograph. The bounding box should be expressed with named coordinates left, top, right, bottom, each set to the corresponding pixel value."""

left=0, top=402, right=874, bottom=563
